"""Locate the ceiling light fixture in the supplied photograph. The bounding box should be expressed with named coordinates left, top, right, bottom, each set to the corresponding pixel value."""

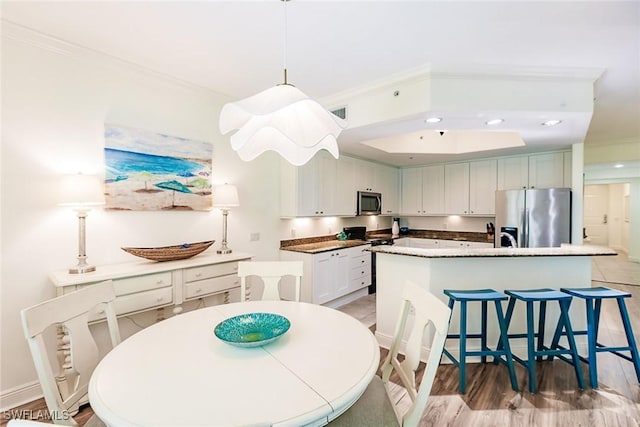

left=542, top=119, right=562, bottom=126
left=425, top=117, right=442, bottom=124
left=614, top=164, right=624, bottom=168
left=485, top=119, right=504, bottom=125
left=219, top=0, right=346, bottom=166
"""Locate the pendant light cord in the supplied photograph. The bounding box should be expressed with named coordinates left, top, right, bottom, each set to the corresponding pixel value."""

left=283, top=0, right=288, bottom=84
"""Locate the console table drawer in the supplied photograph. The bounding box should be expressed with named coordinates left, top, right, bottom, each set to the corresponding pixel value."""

left=113, top=272, right=172, bottom=295
left=89, top=287, right=174, bottom=321
left=185, top=262, right=239, bottom=282
left=184, top=275, right=240, bottom=300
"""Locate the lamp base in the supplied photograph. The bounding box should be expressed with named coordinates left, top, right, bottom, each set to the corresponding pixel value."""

left=69, top=264, right=96, bottom=274
left=217, top=248, right=233, bottom=255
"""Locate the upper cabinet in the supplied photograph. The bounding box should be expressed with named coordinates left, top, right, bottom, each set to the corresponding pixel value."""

left=444, top=163, right=470, bottom=214
left=469, top=159, right=497, bottom=215
left=281, top=154, right=399, bottom=217
left=497, top=152, right=571, bottom=190
left=400, top=165, right=445, bottom=215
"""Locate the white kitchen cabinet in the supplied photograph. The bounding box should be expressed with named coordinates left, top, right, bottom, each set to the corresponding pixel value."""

left=469, top=159, right=497, bottom=215
left=497, top=156, right=529, bottom=190
left=401, top=167, right=423, bottom=215
left=348, top=245, right=372, bottom=293
left=354, top=158, right=377, bottom=192
left=497, top=152, right=569, bottom=191
left=528, top=152, right=565, bottom=189
left=335, top=156, right=357, bottom=216
left=422, top=165, right=446, bottom=215
left=376, top=164, right=400, bottom=215
left=444, top=163, right=470, bottom=214
left=281, top=151, right=337, bottom=217
left=50, top=253, right=253, bottom=319
left=400, top=165, right=445, bottom=215
left=280, top=244, right=371, bottom=307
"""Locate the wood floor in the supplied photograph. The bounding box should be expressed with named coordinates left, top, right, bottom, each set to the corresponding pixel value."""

left=3, top=266, right=639, bottom=426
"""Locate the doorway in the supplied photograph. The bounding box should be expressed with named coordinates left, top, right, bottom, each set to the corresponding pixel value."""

left=584, top=183, right=630, bottom=251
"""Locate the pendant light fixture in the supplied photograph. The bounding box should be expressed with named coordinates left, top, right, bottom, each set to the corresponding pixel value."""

left=219, top=0, right=346, bottom=166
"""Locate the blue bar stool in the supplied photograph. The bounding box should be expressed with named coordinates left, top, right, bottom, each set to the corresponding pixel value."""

left=498, top=288, right=585, bottom=393
left=442, top=289, right=519, bottom=394
left=557, top=286, right=640, bottom=388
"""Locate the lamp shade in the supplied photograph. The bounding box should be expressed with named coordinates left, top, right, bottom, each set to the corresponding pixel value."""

left=58, top=173, right=105, bottom=207
left=212, top=184, right=240, bottom=208
left=219, top=84, right=346, bottom=166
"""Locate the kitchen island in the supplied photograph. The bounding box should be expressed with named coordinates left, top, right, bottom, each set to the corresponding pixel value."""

left=371, top=244, right=617, bottom=361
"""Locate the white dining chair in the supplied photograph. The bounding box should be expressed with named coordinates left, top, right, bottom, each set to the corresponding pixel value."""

left=237, top=261, right=303, bottom=302
left=20, top=280, right=121, bottom=426
left=329, top=280, right=452, bottom=427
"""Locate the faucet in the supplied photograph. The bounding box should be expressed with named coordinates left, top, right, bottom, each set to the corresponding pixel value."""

left=500, top=232, right=518, bottom=248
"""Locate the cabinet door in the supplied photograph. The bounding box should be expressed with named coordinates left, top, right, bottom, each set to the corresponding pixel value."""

left=313, top=252, right=334, bottom=304
left=422, top=165, right=445, bottom=215
left=335, top=156, right=356, bottom=216
left=401, top=168, right=424, bottom=215
left=444, top=163, right=470, bottom=214
left=528, top=152, right=564, bottom=189
left=317, top=151, right=337, bottom=215
left=333, top=250, right=350, bottom=297
left=354, top=159, right=376, bottom=192
left=376, top=165, right=399, bottom=215
left=497, top=156, right=529, bottom=190
left=469, top=159, right=497, bottom=215
left=296, top=158, right=319, bottom=216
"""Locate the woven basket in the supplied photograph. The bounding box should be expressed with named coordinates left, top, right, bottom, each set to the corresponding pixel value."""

left=122, top=240, right=215, bottom=262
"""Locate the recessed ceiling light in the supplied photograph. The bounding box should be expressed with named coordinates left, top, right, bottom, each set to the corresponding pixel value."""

left=542, top=119, right=562, bottom=126
left=425, top=117, right=442, bottom=124
left=485, top=119, right=504, bottom=126
left=614, top=164, right=624, bottom=168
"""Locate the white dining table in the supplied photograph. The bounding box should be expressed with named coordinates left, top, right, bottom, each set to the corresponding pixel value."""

left=88, top=300, right=380, bottom=427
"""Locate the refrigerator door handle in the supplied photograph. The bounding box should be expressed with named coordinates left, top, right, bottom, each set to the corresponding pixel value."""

left=523, top=208, right=529, bottom=248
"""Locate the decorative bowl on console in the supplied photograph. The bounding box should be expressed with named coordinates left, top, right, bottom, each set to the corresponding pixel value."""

left=121, top=240, right=215, bottom=262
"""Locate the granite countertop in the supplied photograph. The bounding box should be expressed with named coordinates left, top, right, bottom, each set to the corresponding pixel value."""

left=369, top=243, right=617, bottom=258
left=280, top=239, right=370, bottom=254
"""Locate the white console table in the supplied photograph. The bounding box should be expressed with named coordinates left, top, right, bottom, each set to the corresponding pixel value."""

left=50, top=252, right=253, bottom=319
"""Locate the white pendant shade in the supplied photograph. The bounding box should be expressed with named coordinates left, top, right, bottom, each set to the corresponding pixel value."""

left=219, top=84, right=346, bottom=166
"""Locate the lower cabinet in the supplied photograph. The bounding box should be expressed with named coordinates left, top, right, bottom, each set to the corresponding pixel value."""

left=280, top=244, right=371, bottom=306
left=50, top=253, right=253, bottom=320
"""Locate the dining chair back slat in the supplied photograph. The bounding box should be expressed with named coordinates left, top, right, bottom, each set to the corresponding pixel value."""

left=20, top=280, right=120, bottom=426
left=330, top=280, right=452, bottom=427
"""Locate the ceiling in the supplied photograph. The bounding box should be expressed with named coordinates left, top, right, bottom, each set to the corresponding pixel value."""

left=2, top=1, right=639, bottom=168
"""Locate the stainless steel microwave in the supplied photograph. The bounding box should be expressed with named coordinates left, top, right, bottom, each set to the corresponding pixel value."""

left=357, top=191, right=382, bottom=215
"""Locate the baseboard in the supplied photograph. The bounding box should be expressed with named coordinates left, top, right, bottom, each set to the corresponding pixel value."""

left=0, top=381, right=42, bottom=412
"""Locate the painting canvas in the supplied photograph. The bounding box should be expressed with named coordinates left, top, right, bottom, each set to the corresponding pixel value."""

left=104, top=124, right=213, bottom=211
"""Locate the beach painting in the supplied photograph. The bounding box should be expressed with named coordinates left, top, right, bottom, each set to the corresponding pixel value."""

left=104, top=124, right=213, bottom=211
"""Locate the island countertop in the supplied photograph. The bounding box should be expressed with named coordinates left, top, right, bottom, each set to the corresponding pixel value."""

left=368, top=243, right=616, bottom=258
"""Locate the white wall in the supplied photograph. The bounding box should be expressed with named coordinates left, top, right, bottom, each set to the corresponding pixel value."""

left=0, top=25, right=282, bottom=406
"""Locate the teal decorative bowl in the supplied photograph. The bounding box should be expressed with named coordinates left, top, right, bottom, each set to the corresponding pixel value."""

left=214, top=313, right=291, bottom=348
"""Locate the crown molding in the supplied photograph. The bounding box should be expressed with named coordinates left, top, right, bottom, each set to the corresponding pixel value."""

left=1, top=19, right=221, bottom=97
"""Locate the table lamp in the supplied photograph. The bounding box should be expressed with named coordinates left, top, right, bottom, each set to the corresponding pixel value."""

left=58, top=173, right=105, bottom=273
left=213, top=184, right=239, bottom=254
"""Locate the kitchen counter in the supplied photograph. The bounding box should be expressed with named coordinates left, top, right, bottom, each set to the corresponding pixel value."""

left=369, top=243, right=616, bottom=258
left=374, top=244, right=616, bottom=362
left=280, top=239, right=369, bottom=254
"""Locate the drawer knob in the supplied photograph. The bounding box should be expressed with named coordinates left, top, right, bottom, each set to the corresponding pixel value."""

left=156, top=297, right=164, bottom=302
left=195, top=273, right=202, bottom=278
left=196, top=288, right=202, bottom=294
left=156, top=280, right=164, bottom=285
left=97, top=309, right=105, bottom=315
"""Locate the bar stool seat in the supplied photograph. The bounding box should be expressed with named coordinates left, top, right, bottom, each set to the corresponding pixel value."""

left=558, top=286, right=640, bottom=388
left=498, top=288, right=585, bottom=393
left=443, top=288, right=518, bottom=393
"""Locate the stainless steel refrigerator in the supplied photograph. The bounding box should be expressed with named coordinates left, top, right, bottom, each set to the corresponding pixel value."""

left=494, top=188, right=572, bottom=248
